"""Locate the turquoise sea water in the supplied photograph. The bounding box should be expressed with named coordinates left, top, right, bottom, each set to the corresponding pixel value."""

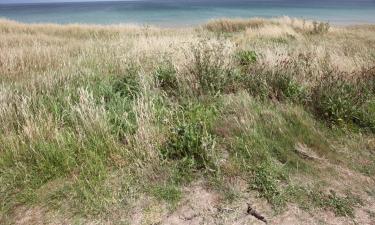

left=0, top=0, right=375, bottom=26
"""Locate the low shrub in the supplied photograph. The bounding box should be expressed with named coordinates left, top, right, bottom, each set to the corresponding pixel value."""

left=161, top=103, right=217, bottom=170
left=244, top=70, right=306, bottom=102
left=154, top=61, right=178, bottom=96
left=112, top=65, right=140, bottom=99
left=310, top=71, right=374, bottom=128
left=188, top=39, right=235, bottom=95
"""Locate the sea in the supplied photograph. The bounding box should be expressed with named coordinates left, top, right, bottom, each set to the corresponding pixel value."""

left=0, top=0, right=375, bottom=26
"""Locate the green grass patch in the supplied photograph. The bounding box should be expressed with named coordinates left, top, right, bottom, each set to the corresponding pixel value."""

left=150, top=183, right=182, bottom=207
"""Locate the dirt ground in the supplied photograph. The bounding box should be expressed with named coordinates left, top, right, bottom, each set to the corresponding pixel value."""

left=11, top=178, right=375, bottom=225
left=8, top=135, right=375, bottom=225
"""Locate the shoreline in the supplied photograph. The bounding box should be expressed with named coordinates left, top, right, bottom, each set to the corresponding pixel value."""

left=1, top=16, right=375, bottom=28
left=1, top=1, right=375, bottom=27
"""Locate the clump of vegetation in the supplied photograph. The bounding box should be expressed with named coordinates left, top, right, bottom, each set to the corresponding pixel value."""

left=236, top=50, right=257, bottom=66
left=154, top=61, right=178, bottom=95
left=357, top=99, right=375, bottom=132
left=243, top=70, right=306, bottom=102
left=151, top=183, right=182, bottom=207
left=112, top=65, right=140, bottom=99
left=188, top=39, right=238, bottom=95
left=310, top=70, right=375, bottom=128
left=161, top=103, right=218, bottom=170
left=250, top=163, right=285, bottom=208
left=311, top=21, right=330, bottom=34
left=314, top=190, right=361, bottom=217
left=203, top=18, right=268, bottom=33
left=284, top=186, right=361, bottom=217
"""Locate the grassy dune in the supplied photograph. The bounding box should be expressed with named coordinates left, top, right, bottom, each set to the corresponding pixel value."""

left=0, top=17, right=375, bottom=224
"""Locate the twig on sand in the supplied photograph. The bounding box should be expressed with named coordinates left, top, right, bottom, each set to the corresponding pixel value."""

left=247, top=203, right=267, bottom=224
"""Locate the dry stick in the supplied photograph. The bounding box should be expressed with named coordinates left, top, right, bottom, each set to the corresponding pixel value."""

left=247, top=203, right=267, bottom=224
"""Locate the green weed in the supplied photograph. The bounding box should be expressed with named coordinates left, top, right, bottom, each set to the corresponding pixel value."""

left=161, top=102, right=218, bottom=171
left=112, top=65, right=140, bottom=99
left=236, top=50, right=257, bottom=66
